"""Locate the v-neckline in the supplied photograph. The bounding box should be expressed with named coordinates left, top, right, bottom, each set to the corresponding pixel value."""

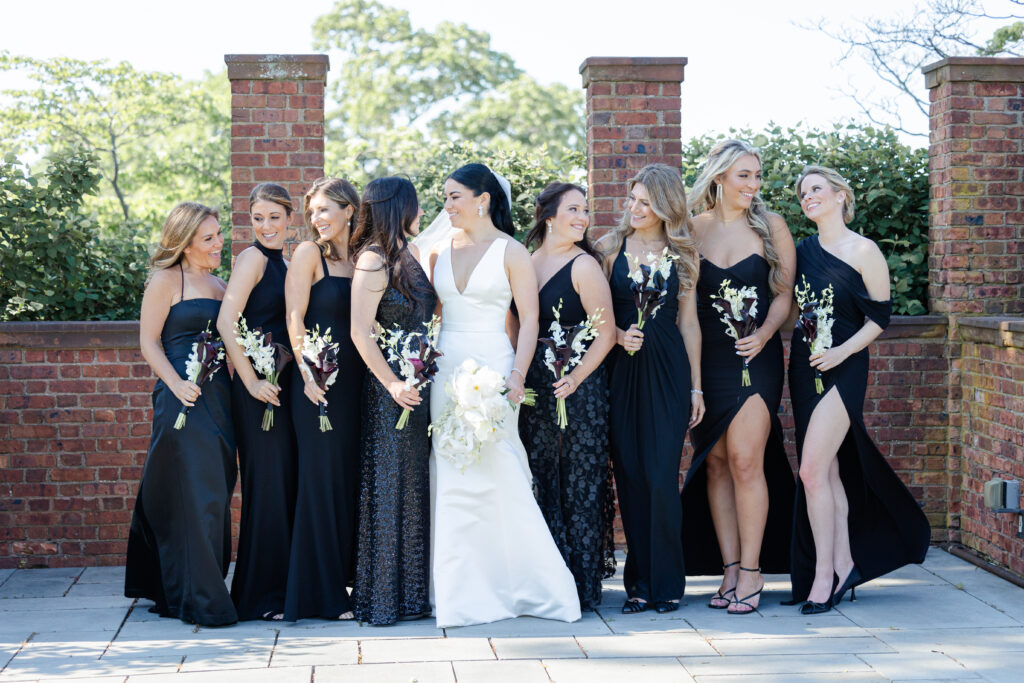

left=537, top=256, right=578, bottom=294
left=450, top=238, right=499, bottom=296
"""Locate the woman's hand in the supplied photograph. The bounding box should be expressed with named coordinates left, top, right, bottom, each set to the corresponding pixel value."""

left=300, top=365, right=326, bottom=406
left=809, top=346, right=850, bottom=373
left=246, top=378, right=281, bottom=406
left=505, top=370, right=526, bottom=404
left=170, top=378, right=201, bottom=407
left=736, top=329, right=767, bottom=361
left=617, top=324, right=644, bottom=353
left=388, top=381, right=421, bottom=411
left=689, top=391, right=705, bottom=427
left=553, top=374, right=579, bottom=400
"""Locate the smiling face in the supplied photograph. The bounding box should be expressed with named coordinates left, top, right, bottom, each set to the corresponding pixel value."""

left=182, top=215, right=223, bottom=270
left=799, top=173, right=846, bottom=223
left=443, top=178, right=486, bottom=229
left=549, top=189, right=589, bottom=244
left=250, top=199, right=289, bottom=250
left=627, top=182, right=660, bottom=232
left=308, top=190, right=354, bottom=243
left=718, top=153, right=762, bottom=211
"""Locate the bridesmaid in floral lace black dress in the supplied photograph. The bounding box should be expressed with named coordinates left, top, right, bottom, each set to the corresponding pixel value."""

left=349, top=177, right=437, bottom=625
left=518, top=183, right=616, bottom=610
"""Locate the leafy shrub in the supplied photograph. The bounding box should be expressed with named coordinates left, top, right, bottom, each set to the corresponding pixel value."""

left=681, top=124, right=928, bottom=315
left=0, top=150, right=150, bottom=321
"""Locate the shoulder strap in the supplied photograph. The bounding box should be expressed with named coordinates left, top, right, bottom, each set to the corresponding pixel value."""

left=179, top=262, right=185, bottom=302
left=319, top=248, right=330, bottom=278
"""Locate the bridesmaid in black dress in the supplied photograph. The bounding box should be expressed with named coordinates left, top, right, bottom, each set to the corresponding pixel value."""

left=599, top=164, right=705, bottom=614
left=348, top=177, right=436, bottom=625
left=789, top=166, right=929, bottom=614
left=681, top=140, right=796, bottom=614
left=216, top=183, right=297, bottom=621
left=125, top=202, right=237, bottom=626
left=283, top=177, right=365, bottom=621
left=518, top=183, right=617, bottom=611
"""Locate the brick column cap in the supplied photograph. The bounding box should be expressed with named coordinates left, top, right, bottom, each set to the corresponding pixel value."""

left=225, top=54, right=330, bottom=80
left=923, top=56, right=1024, bottom=88
left=580, top=56, right=687, bottom=87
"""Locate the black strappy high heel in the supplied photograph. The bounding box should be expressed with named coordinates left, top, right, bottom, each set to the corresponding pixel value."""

left=709, top=560, right=739, bottom=609
left=728, top=566, right=763, bottom=615
left=800, top=572, right=839, bottom=615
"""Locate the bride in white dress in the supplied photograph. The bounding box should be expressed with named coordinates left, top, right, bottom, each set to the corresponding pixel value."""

left=420, top=163, right=581, bottom=628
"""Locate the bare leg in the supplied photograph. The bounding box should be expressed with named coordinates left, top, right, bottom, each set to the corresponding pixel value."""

left=706, top=442, right=739, bottom=606
left=829, top=456, right=854, bottom=585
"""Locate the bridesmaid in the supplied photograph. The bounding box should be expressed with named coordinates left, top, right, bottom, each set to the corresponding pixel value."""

left=283, top=177, right=366, bottom=621
left=518, top=182, right=617, bottom=611
left=789, top=165, right=930, bottom=614
left=599, top=164, right=705, bottom=614
left=349, top=177, right=436, bottom=625
left=681, top=140, right=796, bottom=614
left=125, top=202, right=237, bottom=627
left=216, top=183, right=297, bottom=621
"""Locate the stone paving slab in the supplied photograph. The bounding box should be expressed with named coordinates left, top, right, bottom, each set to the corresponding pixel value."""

left=543, top=656, right=694, bottom=682
left=0, top=608, right=126, bottom=634
left=359, top=636, right=494, bottom=663
left=578, top=632, right=716, bottom=658
left=837, top=584, right=1021, bottom=630
left=684, top=612, right=868, bottom=638
left=74, top=567, right=125, bottom=584
left=0, top=596, right=134, bottom=612
left=693, top=674, right=885, bottom=682
left=709, top=635, right=894, bottom=656
left=0, top=570, right=81, bottom=600
left=268, top=638, right=359, bottom=667
left=0, top=571, right=14, bottom=588
left=131, top=667, right=313, bottom=682
left=314, top=661, right=456, bottom=682
left=490, top=636, right=584, bottom=659
left=858, top=652, right=980, bottom=680
left=453, top=659, right=551, bottom=683
left=679, top=653, right=875, bottom=676
left=445, top=613, right=611, bottom=638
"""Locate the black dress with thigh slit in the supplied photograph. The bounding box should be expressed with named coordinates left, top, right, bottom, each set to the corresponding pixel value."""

left=681, top=254, right=794, bottom=575
left=788, top=235, right=930, bottom=602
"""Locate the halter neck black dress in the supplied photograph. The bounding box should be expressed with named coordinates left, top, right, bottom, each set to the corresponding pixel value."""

left=607, top=241, right=691, bottom=603
left=788, top=235, right=930, bottom=602
left=125, top=270, right=237, bottom=626
left=284, top=248, right=366, bottom=621
left=519, top=255, right=616, bottom=610
left=229, top=242, right=297, bottom=620
left=681, top=253, right=794, bottom=575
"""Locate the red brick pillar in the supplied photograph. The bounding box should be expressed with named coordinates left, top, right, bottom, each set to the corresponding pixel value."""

left=923, top=57, right=1024, bottom=316
left=225, top=54, right=329, bottom=257
left=579, top=57, right=686, bottom=231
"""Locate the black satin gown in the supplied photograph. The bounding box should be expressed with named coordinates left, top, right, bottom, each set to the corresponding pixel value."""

left=681, top=254, right=794, bottom=575
left=607, top=241, right=691, bottom=603
left=125, top=294, right=237, bottom=626
left=788, top=235, right=930, bottom=602
left=229, top=242, right=297, bottom=620
left=284, top=249, right=366, bottom=620
left=519, top=256, right=616, bottom=610
left=351, top=254, right=436, bottom=625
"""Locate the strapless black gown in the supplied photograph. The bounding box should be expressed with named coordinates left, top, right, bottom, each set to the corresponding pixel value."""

left=351, top=254, right=436, bottom=625
left=229, top=242, right=297, bottom=620
left=788, top=235, right=930, bottom=602
left=284, top=250, right=366, bottom=620
left=519, top=256, right=616, bottom=610
left=125, top=297, right=237, bottom=626
left=607, top=242, right=691, bottom=603
left=681, top=254, right=794, bottom=575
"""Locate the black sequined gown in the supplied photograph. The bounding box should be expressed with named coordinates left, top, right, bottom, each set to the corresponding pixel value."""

left=607, top=241, right=691, bottom=603
left=681, top=254, right=794, bottom=575
left=284, top=249, right=366, bottom=621
left=351, top=254, right=436, bottom=625
left=125, top=290, right=237, bottom=626
left=519, top=256, right=616, bottom=610
left=230, top=242, right=297, bottom=620
left=788, top=236, right=930, bottom=602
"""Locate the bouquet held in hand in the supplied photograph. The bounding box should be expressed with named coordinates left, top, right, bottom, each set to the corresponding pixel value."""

left=373, top=314, right=443, bottom=430
left=538, top=299, right=603, bottom=430
left=794, top=274, right=835, bottom=394
left=234, top=313, right=293, bottom=431
left=301, top=325, right=340, bottom=432
left=710, top=279, right=759, bottom=387
left=625, top=247, right=679, bottom=356
left=174, top=324, right=226, bottom=430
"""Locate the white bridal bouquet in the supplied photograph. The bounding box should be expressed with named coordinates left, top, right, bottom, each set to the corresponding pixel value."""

left=710, top=279, right=759, bottom=387
left=174, top=324, right=226, bottom=430
left=538, top=299, right=603, bottom=430
left=794, top=274, right=836, bottom=394
left=625, top=247, right=679, bottom=356
left=234, top=314, right=293, bottom=430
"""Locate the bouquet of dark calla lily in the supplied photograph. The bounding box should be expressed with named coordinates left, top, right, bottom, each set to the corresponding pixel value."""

left=301, top=324, right=340, bottom=431
left=625, top=247, right=679, bottom=356
left=234, top=313, right=293, bottom=431
left=373, top=314, right=444, bottom=430
left=794, top=274, right=835, bottom=394
left=538, top=299, right=603, bottom=430
left=174, top=323, right=226, bottom=430
left=710, top=279, right=759, bottom=387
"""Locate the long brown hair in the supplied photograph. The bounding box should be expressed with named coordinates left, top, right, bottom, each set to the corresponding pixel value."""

left=524, top=182, right=599, bottom=260
left=149, top=202, right=219, bottom=278
left=302, top=177, right=359, bottom=261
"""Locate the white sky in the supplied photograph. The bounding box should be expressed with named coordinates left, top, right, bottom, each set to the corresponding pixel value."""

left=0, top=0, right=1007, bottom=143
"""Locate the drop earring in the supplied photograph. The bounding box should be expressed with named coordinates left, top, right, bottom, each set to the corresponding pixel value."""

left=715, top=183, right=723, bottom=205
left=477, top=205, right=484, bottom=217
left=547, top=221, right=552, bottom=234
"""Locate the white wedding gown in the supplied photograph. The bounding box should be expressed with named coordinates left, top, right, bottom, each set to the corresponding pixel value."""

left=429, top=237, right=581, bottom=628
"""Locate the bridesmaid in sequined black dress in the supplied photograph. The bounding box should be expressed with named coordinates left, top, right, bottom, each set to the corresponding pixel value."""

left=517, top=183, right=617, bottom=610
left=283, top=178, right=365, bottom=621
left=349, top=177, right=437, bottom=625
left=126, top=202, right=237, bottom=627
left=216, top=184, right=297, bottom=621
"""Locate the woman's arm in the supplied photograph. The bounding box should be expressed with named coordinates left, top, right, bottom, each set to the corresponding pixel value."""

left=140, top=269, right=200, bottom=406
left=505, top=241, right=540, bottom=403
left=285, top=242, right=326, bottom=406
left=737, top=214, right=797, bottom=361
left=553, top=256, right=616, bottom=400
left=677, top=286, right=705, bottom=427
left=215, top=248, right=279, bottom=406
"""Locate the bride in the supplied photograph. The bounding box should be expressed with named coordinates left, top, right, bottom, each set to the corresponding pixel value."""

left=417, top=163, right=581, bottom=628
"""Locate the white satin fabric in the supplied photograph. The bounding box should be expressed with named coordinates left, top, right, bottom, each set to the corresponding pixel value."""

left=429, top=237, right=581, bottom=628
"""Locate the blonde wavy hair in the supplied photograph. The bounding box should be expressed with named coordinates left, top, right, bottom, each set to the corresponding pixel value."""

left=302, top=177, right=360, bottom=261
left=795, top=165, right=856, bottom=224
left=149, top=202, right=219, bottom=277
left=598, top=164, right=699, bottom=296
left=688, top=139, right=786, bottom=295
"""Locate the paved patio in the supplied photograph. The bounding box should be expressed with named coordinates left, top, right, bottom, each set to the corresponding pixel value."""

left=1, top=547, right=1022, bottom=682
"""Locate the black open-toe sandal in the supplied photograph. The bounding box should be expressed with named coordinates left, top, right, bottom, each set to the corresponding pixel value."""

left=709, top=560, right=739, bottom=609
left=621, top=598, right=648, bottom=614
left=728, top=567, right=763, bottom=615
left=654, top=600, right=680, bottom=614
